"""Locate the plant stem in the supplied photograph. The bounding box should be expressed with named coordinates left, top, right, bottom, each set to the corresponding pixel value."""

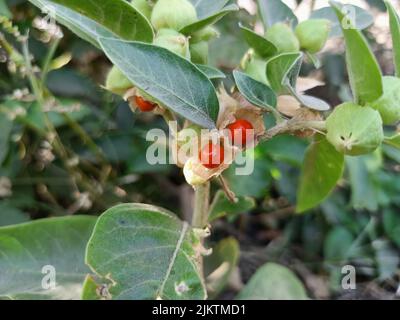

left=41, top=37, right=60, bottom=84
left=192, top=182, right=210, bottom=228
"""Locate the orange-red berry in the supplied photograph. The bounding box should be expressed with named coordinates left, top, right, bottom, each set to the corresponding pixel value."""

left=199, top=142, right=225, bottom=169
left=227, top=119, right=254, bottom=146
left=134, top=95, right=157, bottom=112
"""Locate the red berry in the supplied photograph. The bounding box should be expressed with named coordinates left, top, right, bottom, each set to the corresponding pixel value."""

left=134, top=95, right=157, bottom=112
left=199, top=142, right=225, bottom=169
left=227, top=119, right=254, bottom=146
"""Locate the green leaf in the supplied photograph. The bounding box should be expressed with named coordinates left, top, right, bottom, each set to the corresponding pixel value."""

left=297, top=135, right=345, bottom=213
left=310, top=5, right=373, bottom=37
left=0, top=204, right=30, bottom=227
left=385, top=0, right=400, bottom=77
left=285, top=85, right=331, bottom=111
left=204, top=237, right=239, bottom=298
left=196, top=64, right=226, bottom=79
left=331, top=1, right=383, bottom=105
left=189, top=0, right=230, bottom=19
left=240, top=24, right=278, bottom=58
left=99, top=38, right=219, bottom=128
left=209, top=190, right=256, bottom=222
left=266, top=52, right=303, bottom=94
left=180, top=4, right=238, bottom=35
left=383, top=209, right=400, bottom=247
left=28, top=0, right=153, bottom=47
left=84, top=203, right=206, bottom=300
left=237, top=263, right=308, bottom=300
left=257, top=0, right=298, bottom=29
left=0, top=216, right=96, bottom=299
left=324, top=227, right=354, bottom=263
left=0, top=0, right=11, bottom=18
left=384, top=133, right=400, bottom=149
left=233, top=70, right=277, bottom=111
left=346, top=156, right=379, bottom=211
left=0, top=114, right=12, bottom=165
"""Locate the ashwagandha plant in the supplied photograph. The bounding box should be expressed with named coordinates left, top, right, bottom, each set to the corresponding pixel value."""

left=1, top=0, right=400, bottom=300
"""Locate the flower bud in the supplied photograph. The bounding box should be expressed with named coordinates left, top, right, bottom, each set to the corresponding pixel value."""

left=326, top=103, right=384, bottom=156
left=131, top=0, right=152, bottom=20
left=368, top=76, right=400, bottom=125
left=105, top=66, right=133, bottom=95
left=295, top=19, right=331, bottom=53
left=154, top=28, right=190, bottom=57
left=265, top=23, right=300, bottom=53
left=189, top=41, right=208, bottom=64
left=151, top=0, right=197, bottom=31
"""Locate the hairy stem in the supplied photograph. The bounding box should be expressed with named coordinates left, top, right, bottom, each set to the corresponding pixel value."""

left=192, top=182, right=210, bottom=228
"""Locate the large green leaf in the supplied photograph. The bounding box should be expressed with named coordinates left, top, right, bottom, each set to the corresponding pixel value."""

left=28, top=0, right=153, bottom=47
left=331, top=1, right=383, bottom=105
left=99, top=38, right=219, bottom=128
left=180, top=4, right=238, bottom=35
left=297, top=135, right=345, bottom=213
left=233, top=70, right=277, bottom=111
left=266, top=52, right=303, bottom=94
left=240, top=24, right=278, bottom=58
left=257, top=0, right=298, bottom=29
left=0, top=0, right=11, bottom=18
left=84, top=203, right=206, bottom=300
left=0, top=216, right=96, bottom=299
left=189, top=0, right=230, bottom=19
left=310, top=5, right=373, bottom=37
left=0, top=114, right=12, bottom=164
left=385, top=0, right=400, bottom=77
left=237, top=263, right=308, bottom=300
left=196, top=64, right=226, bottom=79
left=384, top=133, right=400, bottom=149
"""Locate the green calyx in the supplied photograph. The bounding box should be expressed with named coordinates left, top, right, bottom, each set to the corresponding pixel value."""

left=151, top=0, right=198, bottom=31
left=295, top=19, right=331, bottom=54
left=326, top=103, right=384, bottom=156
left=241, top=50, right=268, bottom=84
left=154, top=28, right=190, bottom=58
left=368, top=76, right=400, bottom=125
left=189, top=41, right=209, bottom=64
left=105, top=66, right=133, bottom=95
left=190, top=27, right=219, bottom=44
left=130, top=0, right=152, bottom=20
left=265, top=23, right=300, bottom=54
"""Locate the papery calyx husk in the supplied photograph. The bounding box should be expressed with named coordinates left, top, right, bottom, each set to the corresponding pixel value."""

left=190, top=27, right=219, bottom=43
left=326, top=103, right=384, bottom=156
left=189, top=41, right=208, bottom=64
left=265, top=23, right=300, bottom=53
left=131, top=0, right=152, bottom=20
left=368, top=76, right=400, bottom=125
left=151, top=0, right=197, bottom=31
left=105, top=66, right=133, bottom=95
left=154, top=28, right=190, bottom=58
left=295, top=19, right=331, bottom=54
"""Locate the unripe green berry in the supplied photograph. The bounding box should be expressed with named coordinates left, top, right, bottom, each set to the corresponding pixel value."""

left=190, top=26, right=219, bottom=44
left=151, top=0, right=197, bottom=31
left=368, top=76, right=400, bottom=125
left=189, top=41, right=209, bottom=64
left=154, top=28, right=190, bottom=58
left=326, top=103, right=384, bottom=156
left=105, top=66, right=133, bottom=95
left=265, top=23, right=300, bottom=53
left=131, top=0, right=152, bottom=20
left=295, top=19, right=331, bottom=53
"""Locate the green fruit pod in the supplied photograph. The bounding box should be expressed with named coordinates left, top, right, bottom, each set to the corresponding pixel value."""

left=154, top=28, right=190, bottom=58
left=241, top=51, right=268, bottom=84
left=326, top=103, right=384, bottom=156
left=369, top=76, right=400, bottom=125
left=131, top=0, right=152, bottom=20
left=295, top=19, right=331, bottom=54
left=151, top=0, right=197, bottom=31
left=190, top=26, right=219, bottom=44
left=189, top=41, right=209, bottom=64
left=265, top=23, right=300, bottom=54
left=105, top=66, right=133, bottom=95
